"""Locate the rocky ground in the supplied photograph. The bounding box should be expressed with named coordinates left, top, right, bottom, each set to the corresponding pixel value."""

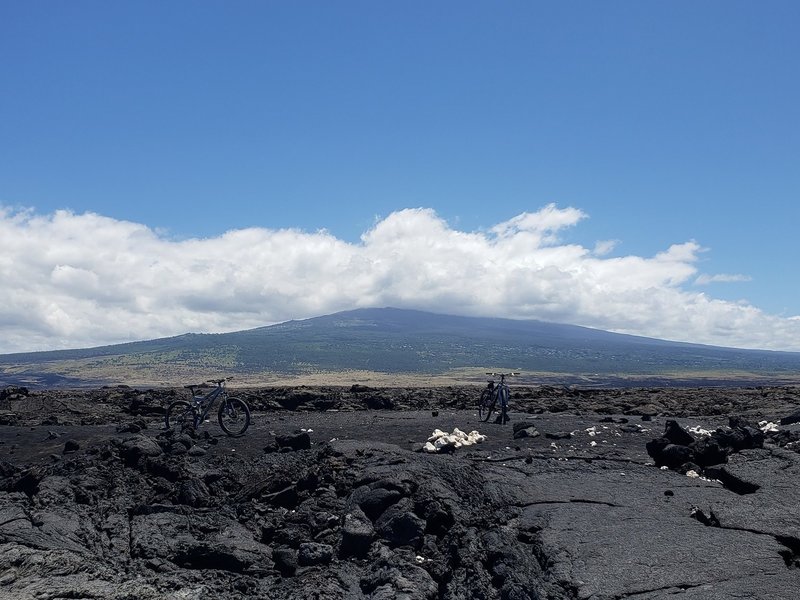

left=1, top=384, right=800, bottom=599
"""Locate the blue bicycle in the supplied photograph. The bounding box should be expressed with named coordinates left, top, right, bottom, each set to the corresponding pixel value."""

left=479, top=372, right=517, bottom=423
left=165, top=378, right=250, bottom=437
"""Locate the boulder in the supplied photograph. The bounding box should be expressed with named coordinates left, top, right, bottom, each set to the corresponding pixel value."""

left=120, top=435, right=163, bottom=464
left=297, top=542, right=334, bottom=567
left=779, top=408, right=800, bottom=426
left=660, top=444, right=696, bottom=469
left=375, top=499, right=425, bottom=549
left=512, top=421, right=539, bottom=434
left=627, top=404, right=660, bottom=417
left=513, top=427, right=540, bottom=440
left=692, top=436, right=729, bottom=467
left=663, top=420, right=695, bottom=446
left=175, top=478, right=210, bottom=507
left=273, top=546, right=297, bottom=576
left=365, top=395, right=394, bottom=410
left=646, top=438, right=696, bottom=469
left=360, top=488, right=402, bottom=520
left=339, top=507, right=374, bottom=558
left=276, top=432, right=311, bottom=451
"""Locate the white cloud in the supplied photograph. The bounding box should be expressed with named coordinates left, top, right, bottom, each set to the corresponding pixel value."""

left=592, top=239, right=618, bottom=256
left=490, top=203, right=585, bottom=243
left=1, top=204, right=799, bottom=353
left=694, top=273, right=753, bottom=285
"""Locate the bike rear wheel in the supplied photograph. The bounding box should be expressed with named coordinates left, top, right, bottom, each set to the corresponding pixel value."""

left=218, top=397, right=250, bottom=436
left=165, top=400, right=197, bottom=431
left=498, top=386, right=510, bottom=424
left=479, top=389, right=496, bottom=422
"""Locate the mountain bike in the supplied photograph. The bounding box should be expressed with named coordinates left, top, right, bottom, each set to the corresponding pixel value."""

left=478, top=372, right=518, bottom=424
left=165, top=378, right=250, bottom=437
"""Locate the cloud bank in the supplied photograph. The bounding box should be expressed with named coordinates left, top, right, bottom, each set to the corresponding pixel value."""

left=1, top=204, right=799, bottom=353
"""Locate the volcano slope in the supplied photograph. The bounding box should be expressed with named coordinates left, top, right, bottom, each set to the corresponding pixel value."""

left=1, top=384, right=800, bottom=599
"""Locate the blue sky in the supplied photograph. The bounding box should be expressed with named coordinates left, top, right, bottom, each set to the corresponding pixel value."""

left=1, top=1, right=799, bottom=353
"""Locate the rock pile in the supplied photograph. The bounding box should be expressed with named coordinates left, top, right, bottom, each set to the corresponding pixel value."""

left=422, top=428, right=486, bottom=453
left=646, top=417, right=766, bottom=473
left=645, top=414, right=800, bottom=494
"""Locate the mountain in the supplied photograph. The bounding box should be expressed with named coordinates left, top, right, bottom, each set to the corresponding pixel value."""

left=2, top=307, right=800, bottom=387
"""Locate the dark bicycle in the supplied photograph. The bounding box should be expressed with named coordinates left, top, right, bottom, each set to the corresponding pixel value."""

left=165, top=377, right=250, bottom=437
left=478, top=372, right=518, bottom=424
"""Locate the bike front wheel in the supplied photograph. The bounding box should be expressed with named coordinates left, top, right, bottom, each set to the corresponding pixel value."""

left=165, top=400, right=197, bottom=431
left=218, top=397, right=250, bottom=436
left=479, top=389, right=495, bottom=422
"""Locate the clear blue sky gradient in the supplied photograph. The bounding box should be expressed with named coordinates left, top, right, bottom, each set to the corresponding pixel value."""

left=2, top=1, right=799, bottom=316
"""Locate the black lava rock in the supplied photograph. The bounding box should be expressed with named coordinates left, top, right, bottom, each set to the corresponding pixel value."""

left=692, top=437, right=730, bottom=467
left=660, top=444, right=696, bottom=469
left=512, top=421, right=538, bottom=434
left=779, top=409, right=800, bottom=426
left=375, top=499, right=426, bottom=549
left=663, top=420, right=695, bottom=446
left=513, top=427, right=540, bottom=440
left=339, top=508, right=374, bottom=558
left=545, top=431, right=572, bottom=440
left=297, top=542, right=333, bottom=567
left=360, top=488, right=402, bottom=520
left=276, top=432, right=311, bottom=451
left=175, top=478, right=210, bottom=507
left=272, top=547, right=297, bottom=576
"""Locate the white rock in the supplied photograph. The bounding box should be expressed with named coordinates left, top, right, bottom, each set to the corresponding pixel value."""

left=759, top=421, right=779, bottom=433
left=467, top=431, right=486, bottom=444
left=428, top=429, right=447, bottom=442
left=433, top=437, right=453, bottom=450
left=688, top=425, right=712, bottom=437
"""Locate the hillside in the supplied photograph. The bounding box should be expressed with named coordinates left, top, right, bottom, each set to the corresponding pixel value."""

left=2, top=308, right=800, bottom=387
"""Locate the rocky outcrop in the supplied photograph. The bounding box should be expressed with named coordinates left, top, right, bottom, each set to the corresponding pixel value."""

left=646, top=416, right=766, bottom=474
left=2, top=385, right=800, bottom=599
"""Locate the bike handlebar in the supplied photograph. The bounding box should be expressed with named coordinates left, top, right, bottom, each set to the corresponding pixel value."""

left=184, top=377, right=232, bottom=390
left=485, top=372, right=520, bottom=385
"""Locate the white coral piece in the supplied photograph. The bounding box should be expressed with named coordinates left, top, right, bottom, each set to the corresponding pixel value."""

left=424, top=428, right=486, bottom=452
left=759, top=421, right=779, bottom=433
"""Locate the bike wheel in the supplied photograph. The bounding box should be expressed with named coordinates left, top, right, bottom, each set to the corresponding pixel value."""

left=218, top=397, right=250, bottom=436
left=479, top=390, right=496, bottom=422
left=498, top=387, right=510, bottom=424
left=165, top=400, right=197, bottom=431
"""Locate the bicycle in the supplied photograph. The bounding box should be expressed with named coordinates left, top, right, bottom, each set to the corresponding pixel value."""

left=164, top=378, right=251, bottom=437
left=478, top=372, right=518, bottom=424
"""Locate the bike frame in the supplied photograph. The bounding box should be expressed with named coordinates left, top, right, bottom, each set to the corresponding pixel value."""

left=487, top=372, right=515, bottom=407
left=166, top=376, right=249, bottom=436
left=495, top=377, right=510, bottom=408
left=187, top=380, right=227, bottom=428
